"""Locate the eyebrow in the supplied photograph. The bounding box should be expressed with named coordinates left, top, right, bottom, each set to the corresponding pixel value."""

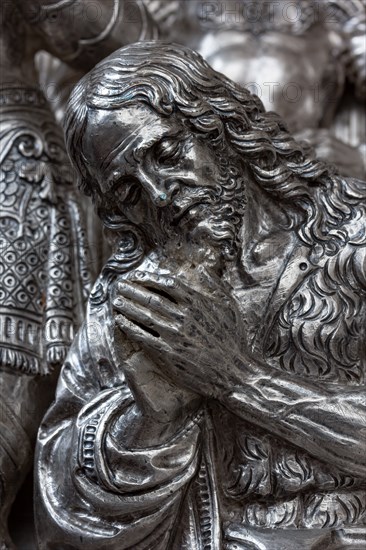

left=100, top=134, right=140, bottom=173
left=134, top=129, right=183, bottom=160
left=101, top=125, right=183, bottom=174
left=134, top=137, right=160, bottom=160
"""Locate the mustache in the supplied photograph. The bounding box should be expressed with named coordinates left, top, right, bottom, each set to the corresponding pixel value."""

left=162, top=166, right=245, bottom=222
left=156, top=185, right=222, bottom=232
left=156, top=168, right=246, bottom=261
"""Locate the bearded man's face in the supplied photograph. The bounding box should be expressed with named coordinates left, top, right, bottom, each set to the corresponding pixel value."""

left=82, top=104, right=245, bottom=259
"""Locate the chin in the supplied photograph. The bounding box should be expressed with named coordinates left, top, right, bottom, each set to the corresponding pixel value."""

left=187, top=226, right=236, bottom=272
left=158, top=198, right=241, bottom=271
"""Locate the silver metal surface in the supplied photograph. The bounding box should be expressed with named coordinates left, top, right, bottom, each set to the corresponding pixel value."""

left=35, top=1, right=366, bottom=179
left=35, top=42, right=366, bottom=549
left=170, top=0, right=366, bottom=179
left=34, top=0, right=366, bottom=276
left=0, top=2, right=158, bottom=547
left=0, top=85, right=91, bottom=549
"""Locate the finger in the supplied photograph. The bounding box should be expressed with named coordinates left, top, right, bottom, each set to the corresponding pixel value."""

left=115, top=314, right=171, bottom=355
left=127, top=271, right=212, bottom=303
left=115, top=313, right=158, bottom=346
left=115, top=280, right=183, bottom=320
left=113, top=297, right=180, bottom=337
left=126, top=271, right=195, bottom=303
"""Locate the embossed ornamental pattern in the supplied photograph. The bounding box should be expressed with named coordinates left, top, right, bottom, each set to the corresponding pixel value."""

left=0, top=89, right=90, bottom=375
left=35, top=43, right=366, bottom=549
left=0, top=88, right=92, bottom=549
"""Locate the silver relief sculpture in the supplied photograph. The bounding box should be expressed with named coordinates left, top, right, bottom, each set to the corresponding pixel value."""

left=33, top=0, right=160, bottom=275
left=0, top=4, right=91, bottom=546
left=0, top=1, right=158, bottom=547
left=0, top=87, right=91, bottom=548
left=163, top=0, right=366, bottom=179
left=0, top=82, right=89, bottom=548
left=34, top=0, right=366, bottom=277
left=35, top=42, right=366, bottom=549
left=35, top=1, right=366, bottom=180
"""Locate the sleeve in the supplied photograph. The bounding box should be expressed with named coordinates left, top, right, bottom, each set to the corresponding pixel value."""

left=35, top=300, right=203, bottom=549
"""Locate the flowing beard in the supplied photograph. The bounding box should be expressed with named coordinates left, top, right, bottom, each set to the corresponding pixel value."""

left=157, top=159, right=246, bottom=263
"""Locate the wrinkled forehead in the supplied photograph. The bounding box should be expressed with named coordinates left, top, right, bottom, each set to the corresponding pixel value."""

left=82, top=104, right=174, bottom=185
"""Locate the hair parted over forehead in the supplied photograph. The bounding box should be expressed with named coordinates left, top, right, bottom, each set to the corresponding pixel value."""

left=65, top=41, right=366, bottom=255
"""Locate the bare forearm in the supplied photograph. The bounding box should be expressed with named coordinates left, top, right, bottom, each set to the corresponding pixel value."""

left=112, top=272, right=366, bottom=476
left=222, top=361, right=366, bottom=477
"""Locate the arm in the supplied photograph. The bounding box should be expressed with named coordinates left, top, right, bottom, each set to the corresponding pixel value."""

left=36, top=297, right=202, bottom=547
left=343, top=11, right=366, bottom=101
left=223, top=366, right=366, bottom=478
left=114, top=271, right=366, bottom=478
left=16, top=0, right=158, bottom=70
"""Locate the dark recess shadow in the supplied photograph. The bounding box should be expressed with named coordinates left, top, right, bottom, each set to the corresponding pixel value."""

left=8, top=472, right=36, bottom=550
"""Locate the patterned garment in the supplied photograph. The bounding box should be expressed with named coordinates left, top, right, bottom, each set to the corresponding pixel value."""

left=0, top=87, right=92, bottom=534
left=0, top=87, right=92, bottom=375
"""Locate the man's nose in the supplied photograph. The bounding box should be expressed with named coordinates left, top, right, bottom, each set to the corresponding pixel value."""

left=138, top=171, right=180, bottom=207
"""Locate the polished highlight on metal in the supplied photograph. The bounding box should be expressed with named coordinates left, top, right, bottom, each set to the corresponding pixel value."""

left=35, top=42, right=366, bottom=549
left=0, top=1, right=158, bottom=547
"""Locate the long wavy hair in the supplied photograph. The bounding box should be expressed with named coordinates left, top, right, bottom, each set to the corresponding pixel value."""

left=65, top=41, right=365, bottom=260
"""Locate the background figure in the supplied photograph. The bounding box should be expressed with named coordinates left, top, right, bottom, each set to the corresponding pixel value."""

left=162, top=0, right=366, bottom=178
left=0, top=1, right=158, bottom=546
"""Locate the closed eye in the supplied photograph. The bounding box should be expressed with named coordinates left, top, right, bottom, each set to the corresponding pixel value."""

left=114, top=178, right=141, bottom=206
left=154, top=137, right=184, bottom=166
